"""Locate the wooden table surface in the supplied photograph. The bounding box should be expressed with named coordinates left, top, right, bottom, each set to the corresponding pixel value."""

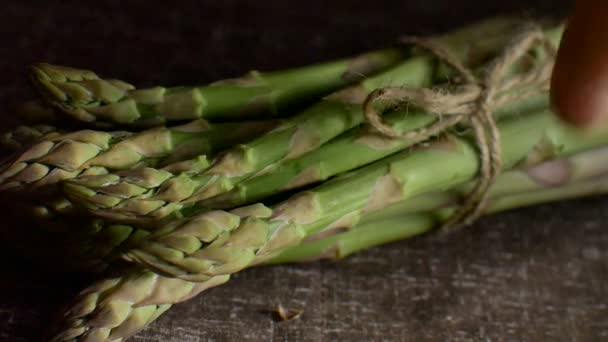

left=4, top=1, right=608, bottom=341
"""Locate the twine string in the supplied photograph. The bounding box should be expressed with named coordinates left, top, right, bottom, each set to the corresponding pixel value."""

left=362, top=25, right=557, bottom=232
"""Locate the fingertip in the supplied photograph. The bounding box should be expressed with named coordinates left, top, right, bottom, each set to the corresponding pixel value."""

left=551, top=82, right=608, bottom=129
left=551, top=0, right=608, bottom=129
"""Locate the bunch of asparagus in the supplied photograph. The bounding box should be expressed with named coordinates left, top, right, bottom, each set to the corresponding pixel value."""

left=1, top=18, right=606, bottom=341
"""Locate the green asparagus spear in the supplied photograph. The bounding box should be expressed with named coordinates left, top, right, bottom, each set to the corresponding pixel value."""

left=0, top=16, right=580, bottom=340
left=21, top=143, right=608, bottom=272
left=48, top=205, right=278, bottom=341
left=270, top=146, right=608, bottom=262
left=49, top=145, right=608, bottom=342
left=31, top=48, right=407, bottom=127
left=0, top=119, right=278, bottom=191
left=62, top=56, right=436, bottom=220
left=89, top=109, right=608, bottom=281
left=49, top=269, right=229, bottom=342
left=39, top=16, right=536, bottom=128
left=202, top=21, right=564, bottom=209
left=203, top=92, right=549, bottom=208
left=62, top=23, right=563, bottom=221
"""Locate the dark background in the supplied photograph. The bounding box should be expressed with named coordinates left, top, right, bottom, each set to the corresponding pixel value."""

left=4, top=1, right=608, bottom=341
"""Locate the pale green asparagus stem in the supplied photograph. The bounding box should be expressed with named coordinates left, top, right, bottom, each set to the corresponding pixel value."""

left=50, top=269, right=230, bottom=342
left=203, top=92, right=549, bottom=208
left=204, top=21, right=562, bottom=209
left=270, top=146, right=608, bottom=262
left=50, top=145, right=608, bottom=341
left=0, top=119, right=278, bottom=191
left=39, top=16, right=539, bottom=128
left=62, top=56, right=436, bottom=221
left=32, top=48, right=407, bottom=127
left=45, top=19, right=564, bottom=342
left=0, top=118, right=279, bottom=266
left=99, top=109, right=608, bottom=281
left=0, top=119, right=278, bottom=265
left=49, top=205, right=277, bottom=341
left=3, top=91, right=550, bottom=271
left=274, top=177, right=608, bottom=262
left=62, top=22, right=564, bottom=221
left=48, top=145, right=608, bottom=271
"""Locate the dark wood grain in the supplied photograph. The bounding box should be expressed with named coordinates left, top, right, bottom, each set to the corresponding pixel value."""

left=4, top=1, right=608, bottom=341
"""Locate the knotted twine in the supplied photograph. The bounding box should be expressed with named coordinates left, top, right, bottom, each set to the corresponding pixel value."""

left=362, top=25, right=557, bottom=234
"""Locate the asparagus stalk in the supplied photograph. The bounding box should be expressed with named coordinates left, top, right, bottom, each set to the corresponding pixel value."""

left=31, top=144, right=608, bottom=272
left=63, top=56, right=437, bottom=220
left=48, top=203, right=278, bottom=341
left=0, top=119, right=278, bottom=191
left=37, top=16, right=535, bottom=128
left=203, top=93, right=550, bottom=208
left=49, top=146, right=608, bottom=342
left=0, top=116, right=273, bottom=269
left=270, top=146, right=608, bottom=262
left=50, top=269, right=230, bottom=342
left=273, top=176, right=608, bottom=263
left=203, top=19, right=563, bottom=209
left=62, top=22, right=563, bottom=221
left=2, top=17, right=576, bottom=340
left=4, top=33, right=558, bottom=271
left=0, top=118, right=279, bottom=262
left=31, top=48, right=407, bottom=127
left=3, top=20, right=564, bottom=270
left=82, top=109, right=608, bottom=281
